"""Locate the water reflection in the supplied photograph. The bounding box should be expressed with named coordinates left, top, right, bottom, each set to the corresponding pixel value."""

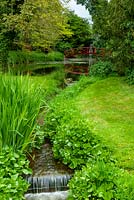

left=10, top=62, right=64, bottom=75
left=9, top=57, right=94, bottom=76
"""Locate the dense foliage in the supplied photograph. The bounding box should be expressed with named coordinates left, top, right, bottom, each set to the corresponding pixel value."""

left=126, top=68, right=134, bottom=85
left=0, top=0, right=70, bottom=68
left=90, top=61, right=114, bottom=78
left=0, top=147, right=31, bottom=199
left=56, top=11, right=92, bottom=52
left=76, top=0, right=134, bottom=77
left=68, top=161, right=134, bottom=200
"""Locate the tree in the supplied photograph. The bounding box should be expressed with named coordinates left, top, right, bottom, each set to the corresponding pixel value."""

left=56, top=11, right=93, bottom=52
left=0, top=0, right=70, bottom=68
left=107, top=0, right=134, bottom=74
left=0, top=0, right=24, bottom=68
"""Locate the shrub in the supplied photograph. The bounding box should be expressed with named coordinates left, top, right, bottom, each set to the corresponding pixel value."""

left=44, top=51, right=64, bottom=61
left=0, top=147, right=31, bottom=200
left=90, top=61, right=114, bottom=77
left=68, top=161, right=134, bottom=200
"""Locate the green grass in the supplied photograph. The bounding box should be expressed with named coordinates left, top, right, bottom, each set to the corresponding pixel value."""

left=75, top=77, right=134, bottom=170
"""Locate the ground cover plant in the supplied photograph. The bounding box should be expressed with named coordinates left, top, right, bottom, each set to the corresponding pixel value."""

left=0, top=147, right=31, bottom=200
left=44, top=77, right=113, bottom=168
left=44, top=96, right=111, bottom=169
left=68, top=161, right=134, bottom=200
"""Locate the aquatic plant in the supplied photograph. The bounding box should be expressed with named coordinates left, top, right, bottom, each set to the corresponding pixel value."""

left=0, top=74, right=41, bottom=151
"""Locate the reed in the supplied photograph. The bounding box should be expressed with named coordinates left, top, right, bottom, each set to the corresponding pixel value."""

left=0, top=74, right=41, bottom=151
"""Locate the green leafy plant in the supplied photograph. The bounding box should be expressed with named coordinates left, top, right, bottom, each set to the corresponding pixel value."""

left=44, top=76, right=94, bottom=138
left=68, top=161, right=134, bottom=200
left=0, top=147, right=31, bottom=200
left=52, top=116, right=110, bottom=169
left=90, top=61, right=114, bottom=78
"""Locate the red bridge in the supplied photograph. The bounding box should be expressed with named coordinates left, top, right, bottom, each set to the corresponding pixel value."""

left=64, top=47, right=106, bottom=58
left=64, top=47, right=107, bottom=75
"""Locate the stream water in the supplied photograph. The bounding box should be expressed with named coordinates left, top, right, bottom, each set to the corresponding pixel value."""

left=24, top=58, right=94, bottom=199
left=25, top=191, right=68, bottom=200
left=25, top=142, right=73, bottom=200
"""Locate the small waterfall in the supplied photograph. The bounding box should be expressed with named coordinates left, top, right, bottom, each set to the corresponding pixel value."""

left=25, top=141, right=73, bottom=200
left=26, top=174, right=71, bottom=193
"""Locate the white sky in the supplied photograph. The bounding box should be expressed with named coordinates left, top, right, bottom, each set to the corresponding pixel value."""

left=67, top=0, right=91, bottom=19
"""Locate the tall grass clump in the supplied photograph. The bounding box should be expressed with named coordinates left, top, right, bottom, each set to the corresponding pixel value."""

left=0, top=74, right=41, bottom=151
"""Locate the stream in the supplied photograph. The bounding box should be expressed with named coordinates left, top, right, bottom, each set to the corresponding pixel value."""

left=23, top=57, right=94, bottom=199
left=25, top=142, right=73, bottom=200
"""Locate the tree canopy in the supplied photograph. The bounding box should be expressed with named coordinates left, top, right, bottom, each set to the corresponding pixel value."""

left=56, top=11, right=93, bottom=52
left=0, top=0, right=71, bottom=67
left=0, top=0, right=70, bottom=49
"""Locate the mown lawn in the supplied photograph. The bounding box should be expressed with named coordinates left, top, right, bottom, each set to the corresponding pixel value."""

left=76, top=77, right=134, bottom=170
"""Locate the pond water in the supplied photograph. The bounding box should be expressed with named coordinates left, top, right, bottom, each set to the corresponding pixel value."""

left=11, top=62, right=64, bottom=75
left=10, top=57, right=95, bottom=76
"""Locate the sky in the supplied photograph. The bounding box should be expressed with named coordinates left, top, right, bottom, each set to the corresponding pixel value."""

left=67, top=0, right=91, bottom=20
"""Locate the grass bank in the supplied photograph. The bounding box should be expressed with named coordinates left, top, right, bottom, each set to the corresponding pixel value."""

left=75, top=77, right=134, bottom=170
left=8, top=50, right=64, bottom=67
left=43, top=75, right=134, bottom=199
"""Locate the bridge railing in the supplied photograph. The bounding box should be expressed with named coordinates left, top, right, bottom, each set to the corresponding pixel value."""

left=64, top=47, right=110, bottom=75
left=64, top=47, right=106, bottom=58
